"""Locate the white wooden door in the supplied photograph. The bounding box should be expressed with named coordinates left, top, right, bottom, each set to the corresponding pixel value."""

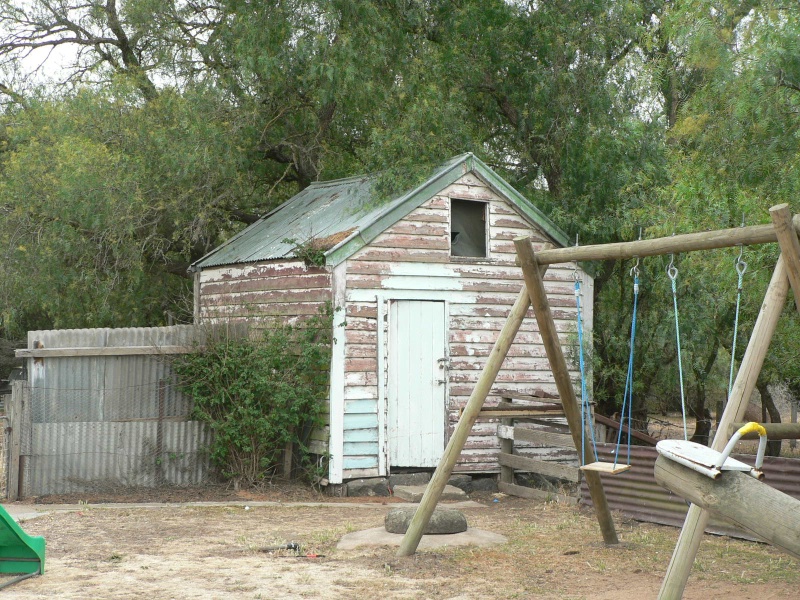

left=387, top=300, right=448, bottom=468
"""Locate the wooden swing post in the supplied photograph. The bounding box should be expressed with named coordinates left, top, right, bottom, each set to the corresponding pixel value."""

left=532, top=216, right=800, bottom=266
left=514, top=237, right=620, bottom=544
left=654, top=454, right=800, bottom=559
left=770, top=204, right=800, bottom=310
left=657, top=254, right=789, bottom=599
left=396, top=251, right=552, bottom=557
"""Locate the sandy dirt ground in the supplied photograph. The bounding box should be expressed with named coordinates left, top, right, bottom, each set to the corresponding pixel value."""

left=0, top=485, right=797, bottom=599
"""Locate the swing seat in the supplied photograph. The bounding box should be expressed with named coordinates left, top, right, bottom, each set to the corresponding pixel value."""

left=579, top=461, right=631, bottom=474
left=655, top=437, right=763, bottom=481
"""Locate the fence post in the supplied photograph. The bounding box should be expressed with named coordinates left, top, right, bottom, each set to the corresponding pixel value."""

left=7, top=381, right=28, bottom=501
left=156, top=380, right=166, bottom=486
left=499, top=396, right=514, bottom=485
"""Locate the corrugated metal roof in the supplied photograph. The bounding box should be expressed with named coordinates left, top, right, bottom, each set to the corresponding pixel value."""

left=194, top=174, right=380, bottom=269
left=192, top=153, right=569, bottom=270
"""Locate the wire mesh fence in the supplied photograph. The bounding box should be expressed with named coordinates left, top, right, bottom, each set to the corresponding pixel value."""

left=18, top=378, right=213, bottom=497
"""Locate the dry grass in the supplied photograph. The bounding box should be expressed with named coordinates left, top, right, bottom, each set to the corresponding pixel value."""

left=3, top=495, right=798, bottom=599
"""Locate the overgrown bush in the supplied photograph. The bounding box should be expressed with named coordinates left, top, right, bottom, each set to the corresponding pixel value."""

left=173, top=312, right=331, bottom=487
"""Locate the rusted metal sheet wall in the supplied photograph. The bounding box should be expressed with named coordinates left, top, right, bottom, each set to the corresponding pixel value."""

left=580, top=443, right=800, bottom=540
left=19, top=326, right=213, bottom=496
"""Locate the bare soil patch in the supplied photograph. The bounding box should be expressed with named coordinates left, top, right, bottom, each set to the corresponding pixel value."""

left=3, top=485, right=798, bottom=599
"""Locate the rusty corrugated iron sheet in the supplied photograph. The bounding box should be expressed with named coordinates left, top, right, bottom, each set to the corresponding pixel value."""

left=17, top=326, right=213, bottom=496
left=580, top=443, right=800, bottom=540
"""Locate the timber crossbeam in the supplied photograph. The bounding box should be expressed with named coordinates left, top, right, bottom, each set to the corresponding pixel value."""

left=534, top=215, right=800, bottom=265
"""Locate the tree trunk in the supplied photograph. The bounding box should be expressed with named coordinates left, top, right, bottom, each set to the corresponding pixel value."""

left=756, top=380, right=782, bottom=457
left=690, top=379, right=712, bottom=446
left=689, top=345, right=719, bottom=446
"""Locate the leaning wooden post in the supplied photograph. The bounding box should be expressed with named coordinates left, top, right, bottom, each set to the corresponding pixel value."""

left=654, top=455, right=800, bottom=559
left=396, top=277, right=540, bottom=556
left=657, top=255, right=789, bottom=600
left=514, top=237, right=619, bottom=544
left=770, top=204, right=800, bottom=312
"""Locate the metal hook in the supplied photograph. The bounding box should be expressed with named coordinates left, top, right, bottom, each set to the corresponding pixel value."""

left=630, top=257, right=640, bottom=278
left=666, top=234, right=679, bottom=280
left=735, top=238, right=746, bottom=276
left=667, top=259, right=678, bottom=281
left=573, top=234, right=581, bottom=282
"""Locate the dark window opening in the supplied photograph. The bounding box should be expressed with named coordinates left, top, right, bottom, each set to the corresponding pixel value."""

left=450, top=200, right=487, bottom=257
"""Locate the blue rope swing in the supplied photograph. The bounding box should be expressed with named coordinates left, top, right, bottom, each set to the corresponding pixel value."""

left=575, top=273, right=599, bottom=465
left=614, top=262, right=639, bottom=469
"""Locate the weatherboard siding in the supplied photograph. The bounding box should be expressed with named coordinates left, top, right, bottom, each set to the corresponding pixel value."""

left=194, top=171, right=589, bottom=481
left=340, top=298, right=382, bottom=472
left=196, top=259, right=337, bottom=475
left=197, top=261, right=331, bottom=324
left=340, top=174, right=589, bottom=477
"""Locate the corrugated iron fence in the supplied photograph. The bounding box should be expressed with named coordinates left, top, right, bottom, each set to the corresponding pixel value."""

left=581, top=443, right=800, bottom=540
left=7, top=326, right=213, bottom=498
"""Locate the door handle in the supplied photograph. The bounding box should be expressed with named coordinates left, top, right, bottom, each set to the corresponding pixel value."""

left=437, top=357, right=449, bottom=384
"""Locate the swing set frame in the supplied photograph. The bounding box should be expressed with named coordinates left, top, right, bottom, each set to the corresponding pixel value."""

left=396, top=203, right=800, bottom=598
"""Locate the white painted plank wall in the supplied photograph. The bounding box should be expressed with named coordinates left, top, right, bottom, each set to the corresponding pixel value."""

left=198, top=261, right=331, bottom=322
left=342, top=173, right=586, bottom=476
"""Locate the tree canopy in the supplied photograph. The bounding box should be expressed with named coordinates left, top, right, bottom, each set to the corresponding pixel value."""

left=2, top=0, right=800, bottom=432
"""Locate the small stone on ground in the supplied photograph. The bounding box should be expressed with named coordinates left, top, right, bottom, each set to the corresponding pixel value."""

left=388, top=472, right=431, bottom=488
left=384, top=506, right=467, bottom=534
left=346, top=478, right=390, bottom=497
left=447, top=474, right=473, bottom=491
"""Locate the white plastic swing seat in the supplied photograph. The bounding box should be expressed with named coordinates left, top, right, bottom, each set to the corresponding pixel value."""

left=655, top=439, right=757, bottom=480
left=579, top=461, right=631, bottom=474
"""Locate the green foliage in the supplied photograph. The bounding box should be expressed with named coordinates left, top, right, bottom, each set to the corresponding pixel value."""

left=4, top=0, right=800, bottom=431
left=0, top=86, right=279, bottom=330
left=282, top=238, right=327, bottom=267
left=172, top=312, right=332, bottom=486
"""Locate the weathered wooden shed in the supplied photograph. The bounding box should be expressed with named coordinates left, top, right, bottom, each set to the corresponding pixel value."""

left=191, top=153, right=592, bottom=484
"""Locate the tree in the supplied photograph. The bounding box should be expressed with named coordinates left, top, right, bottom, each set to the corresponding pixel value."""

left=641, top=1, right=800, bottom=440
left=0, top=1, right=453, bottom=329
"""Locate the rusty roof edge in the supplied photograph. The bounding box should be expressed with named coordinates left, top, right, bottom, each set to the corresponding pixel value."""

left=325, top=153, right=474, bottom=266
left=188, top=179, right=350, bottom=271
left=321, top=228, right=365, bottom=262
left=192, top=151, right=570, bottom=271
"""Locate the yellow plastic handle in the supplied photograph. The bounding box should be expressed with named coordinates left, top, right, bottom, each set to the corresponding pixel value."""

left=715, top=421, right=768, bottom=471
left=737, top=422, right=767, bottom=438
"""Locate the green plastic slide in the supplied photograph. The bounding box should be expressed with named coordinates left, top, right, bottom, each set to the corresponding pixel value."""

left=0, top=504, right=45, bottom=581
